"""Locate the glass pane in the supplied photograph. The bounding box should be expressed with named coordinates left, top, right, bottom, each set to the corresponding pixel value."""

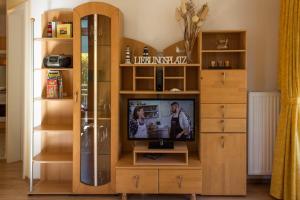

left=80, top=15, right=95, bottom=186
left=97, top=14, right=111, bottom=185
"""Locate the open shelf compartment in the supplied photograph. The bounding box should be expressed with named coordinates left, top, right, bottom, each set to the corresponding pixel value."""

left=133, top=142, right=188, bottom=166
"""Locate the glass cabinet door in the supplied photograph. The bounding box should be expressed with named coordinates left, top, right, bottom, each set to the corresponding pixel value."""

left=80, top=14, right=111, bottom=187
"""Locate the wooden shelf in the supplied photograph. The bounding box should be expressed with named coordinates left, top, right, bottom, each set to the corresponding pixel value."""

left=34, top=124, right=72, bottom=133
left=201, top=50, right=246, bottom=53
left=120, top=64, right=200, bottom=67
left=120, top=91, right=200, bottom=95
left=133, top=142, right=188, bottom=166
left=34, top=67, right=73, bottom=71
left=135, top=77, right=154, bottom=79
left=33, top=152, right=72, bottom=163
left=30, top=181, right=72, bottom=194
left=34, top=97, right=73, bottom=102
left=0, top=50, right=6, bottom=54
left=34, top=37, right=73, bottom=42
left=164, top=77, right=185, bottom=79
left=117, top=153, right=201, bottom=170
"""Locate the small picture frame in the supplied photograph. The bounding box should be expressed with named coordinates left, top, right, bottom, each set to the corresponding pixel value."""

left=57, top=23, right=73, bottom=38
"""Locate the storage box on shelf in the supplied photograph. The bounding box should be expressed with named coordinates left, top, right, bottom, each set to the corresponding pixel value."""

left=199, top=31, right=247, bottom=196
left=31, top=9, right=74, bottom=194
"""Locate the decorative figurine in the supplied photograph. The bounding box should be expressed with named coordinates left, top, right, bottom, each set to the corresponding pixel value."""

left=124, top=46, right=131, bottom=64
left=216, top=38, right=229, bottom=50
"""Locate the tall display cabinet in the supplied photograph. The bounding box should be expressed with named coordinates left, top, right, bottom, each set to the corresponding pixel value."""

left=72, top=2, right=122, bottom=193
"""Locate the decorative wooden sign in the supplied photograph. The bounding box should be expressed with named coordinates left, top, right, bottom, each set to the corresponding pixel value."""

left=134, top=56, right=187, bottom=64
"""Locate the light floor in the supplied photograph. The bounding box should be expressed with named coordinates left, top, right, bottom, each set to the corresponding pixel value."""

left=0, top=161, right=275, bottom=200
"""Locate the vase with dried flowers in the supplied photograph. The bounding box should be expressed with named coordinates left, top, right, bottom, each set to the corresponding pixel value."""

left=176, top=0, right=209, bottom=63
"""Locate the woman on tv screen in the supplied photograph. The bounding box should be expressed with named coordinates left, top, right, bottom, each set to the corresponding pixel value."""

left=129, top=106, right=148, bottom=138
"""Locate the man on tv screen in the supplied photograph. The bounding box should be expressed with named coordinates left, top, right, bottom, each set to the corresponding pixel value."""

left=170, top=102, right=191, bottom=139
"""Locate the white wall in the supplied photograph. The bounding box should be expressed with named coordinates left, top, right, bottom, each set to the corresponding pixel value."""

left=31, top=0, right=280, bottom=91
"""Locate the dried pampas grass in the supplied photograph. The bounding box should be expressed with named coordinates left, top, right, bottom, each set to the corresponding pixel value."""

left=176, top=0, right=209, bottom=63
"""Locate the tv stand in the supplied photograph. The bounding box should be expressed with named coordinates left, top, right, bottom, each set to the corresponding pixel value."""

left=148, top=140, right=174, bottom=149
left=133, top=142, right=188, bottom=165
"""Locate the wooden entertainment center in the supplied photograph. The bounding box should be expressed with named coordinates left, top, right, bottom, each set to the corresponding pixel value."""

left=30, top=2, right=247, bottom=199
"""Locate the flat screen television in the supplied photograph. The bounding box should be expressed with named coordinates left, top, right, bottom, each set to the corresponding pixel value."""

left=128, top=99, right=195, bottom=148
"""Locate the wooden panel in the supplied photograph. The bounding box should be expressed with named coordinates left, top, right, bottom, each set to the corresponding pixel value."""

left=201, top=104, right=246, bottom=118
left=121, top=38, right=157, bottom=63
left=41, top=163, right=72, bottom=181
left=159, top=169, right=202, bottom=194
left=201, top=119, right=246, bottom=133
left=201, top=134, right=246, bottom=195
left=116, top=169, right=158, bottom=193
left=200, top=70, right=247, bottom=103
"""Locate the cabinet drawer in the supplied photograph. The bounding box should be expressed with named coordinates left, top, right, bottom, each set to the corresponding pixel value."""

left=201, top=104, right=246, bottom=118
left=159, top=169, right=202, bottom=194
left=116, top=169, right=158, bottom=193
left=201, top=70, right=247, bottom=103
left=201, top=119, right=246, bottom=133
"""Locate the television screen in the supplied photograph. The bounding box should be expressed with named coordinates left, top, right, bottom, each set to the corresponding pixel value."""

left=128, top=99, right=195, bottom=141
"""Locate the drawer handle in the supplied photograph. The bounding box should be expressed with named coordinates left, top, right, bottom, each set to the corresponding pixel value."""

left=220, top=136, right=225, bottom=148
left=176, top=176, right=183, bottom=188
left=133, top=175, right=140, bottom=188
left=220, top=120, right=225, bottom=132
left=75, top=91, right=78, bottom=103
left=221, top=72, right=226, bottom=85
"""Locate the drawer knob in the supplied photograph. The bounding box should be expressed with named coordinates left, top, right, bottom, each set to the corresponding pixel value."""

left=220, top=120, right=225, bottom=132
left=176, top=176, right=183, bottom=188
left=133, top=175, right=140, bottom=188
left=221, top=72, right=226, bottom=85
left=220, top=105, right=225, bottom=118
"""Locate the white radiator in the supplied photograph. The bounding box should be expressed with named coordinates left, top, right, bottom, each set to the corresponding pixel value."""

left=248, top=92, right=280, bottom=175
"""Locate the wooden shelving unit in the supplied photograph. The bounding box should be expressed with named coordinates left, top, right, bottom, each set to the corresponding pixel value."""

left=31, top=9, right=73, bottom=194
left=120, top=64, right=200, bottom=93
left=199, top=31, right=246, bottom=70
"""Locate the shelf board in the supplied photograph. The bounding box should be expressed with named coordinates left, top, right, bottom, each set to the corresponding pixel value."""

left=34, top=67, right=73, bottom=71
left=202, top=68, right=246, bottom=71
left=34, top=37, right=73, bottom=42
left=0, top=50, right=6, bottom=54
left=30, top=180, right=72, bottom=195
left=201, top=50, right=246, bottom=53
left=120, top=64, right=200, bottom=67
left=135, top=77, right=154, bottom=80
left=164, top=77, right=185, bottom=79
left=34, top=124, right=72, bottom=133
left=120, top=91, right=200, bottom=95
left=81, top=117, right=111, bottom=121
left=34, top=97, right=73, bottom=102
left=33, top=152, right=72, bottom=164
